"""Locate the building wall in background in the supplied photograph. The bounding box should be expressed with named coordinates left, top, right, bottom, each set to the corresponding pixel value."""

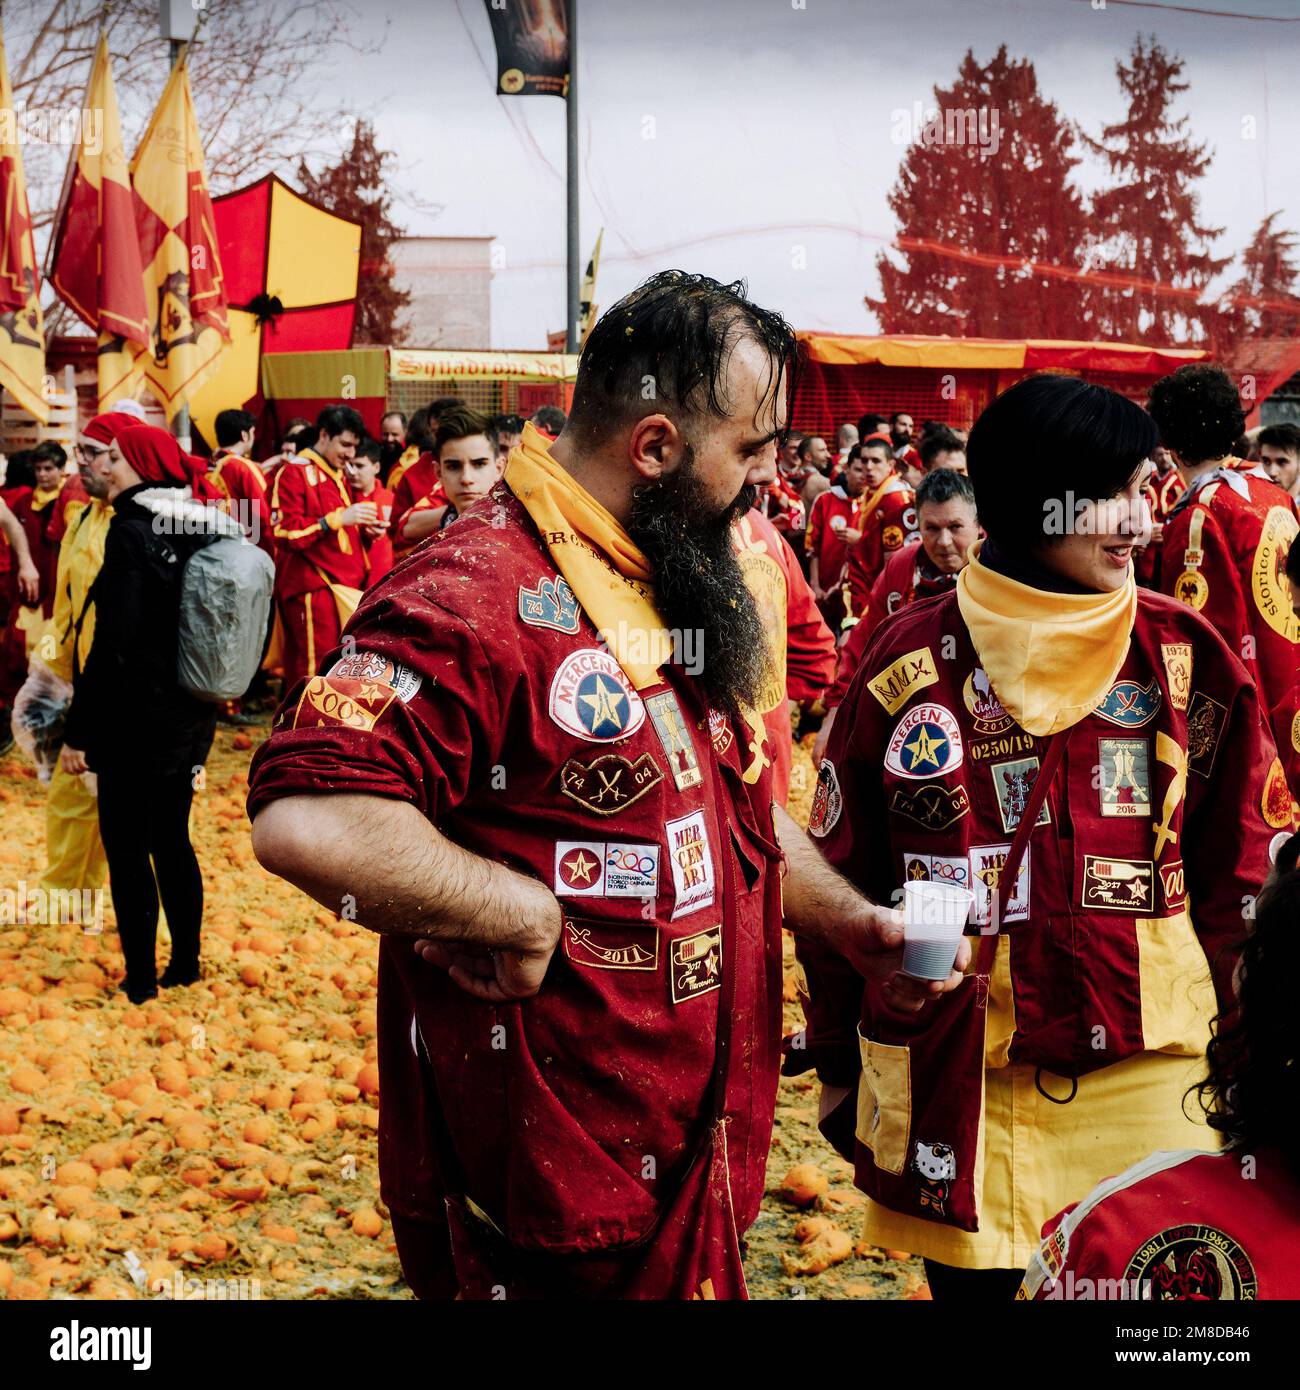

left=389, top=237, right=494, bottom=349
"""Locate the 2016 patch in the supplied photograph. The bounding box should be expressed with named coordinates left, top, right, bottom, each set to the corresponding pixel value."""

left=707, top=709, right=734, bottom=756
left=963, top=668, right=1013, bottom=736
left=666, top=810, right=715, bottom=919
left=559, top=752, right=663, bottom=817
left=554, top=841, right=659, bottom=898
left=1186, top=691, right=1228, bottom=778
left=644, top=689, right=702, bottom=790
left=903, top=852, right=971, bottom=890
left=1158, top=859, right=1186, bottom=909
left=1098, top=738, right=1151, bottom=818
left=885, top=704, right=964, bottom=780
left=868, top=646, right=938, bottom=714
left=969, top=843, right=1030, bottom=926
left=518, top=574, right=580, bottom=633
left=548, top=648, right=646, bottom=742
left=890, top=783, right=970, bottom=832
left=1160, top=643, right=1192, bottom=712
left=808, top=759, right=843, bottom=838
left=327, top=651, right=422, bottom=704
left=990, top=756, right=1050, bottom=834
left=293, top=675, right=397, bottom=732
left=1093, top=678, right=1162, bottom=729
left=1123, top=1224, right=1258, bottom=1300
left=1082, top=855, right=1154, bottom=913
left=562, top=916, right=659, bottom=972
left=968, top=731, right=1035, bottom=764
left=1261, top=757, right=1294, bottom=830
left=670, top=926, right=722, bottom=1003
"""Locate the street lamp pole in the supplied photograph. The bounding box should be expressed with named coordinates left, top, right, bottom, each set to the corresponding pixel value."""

left=565, top=0, right=579, bottom=354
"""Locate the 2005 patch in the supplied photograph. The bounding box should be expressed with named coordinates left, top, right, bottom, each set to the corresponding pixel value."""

left=1185, top=691, right=1228, bottom=778
left=1093, top=678, right=1162, bottom=728
left=1098, top=738, right=1151, bottom=818
left=518, top=574, right=580, bottom=633
left=293, top=675, right=398, bottom=732
left=1082, top=855, right=1154, bottom=913
left=808, top=759, right=843, bottom=838
left=548, top=648, right=646, bottom=742
left=889, top=783, right=970, bottom=832
left=868, top=646, right=938, bottom=714
left=670, top=926, right=722, bottom=1003
left=559, top=752, right=663, bottom=816
left=1123, top=1224, right=1258, bottom=1300
left=885, top=704, right=964, bottom=780
left=562, top=916, right=659, bottom=972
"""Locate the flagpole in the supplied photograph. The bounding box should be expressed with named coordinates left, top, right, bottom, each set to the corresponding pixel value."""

left=168, top=34, right=191, bottom=448
left=565, top=0, right=579, bottom=354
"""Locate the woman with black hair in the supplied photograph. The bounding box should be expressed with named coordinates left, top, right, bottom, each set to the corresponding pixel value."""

left=796, top=374, right=1283, bottom=1299
left=1022, top=833, right=1300, bottom=1300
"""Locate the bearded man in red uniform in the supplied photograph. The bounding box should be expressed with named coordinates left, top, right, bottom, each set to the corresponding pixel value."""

left=269, top=404, right=371, bottom=687
left=247, top=271, right=962, bottom=1301
left=1151, top=365, right=1300, bottom=796
left=843, top=434, right=917, bottom=621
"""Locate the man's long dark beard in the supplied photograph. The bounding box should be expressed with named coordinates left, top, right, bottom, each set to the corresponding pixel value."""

left=627, top=447, right=773, bottom=718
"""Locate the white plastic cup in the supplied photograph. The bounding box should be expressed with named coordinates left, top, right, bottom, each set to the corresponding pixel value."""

left=901, top=880, right=975, bottom=980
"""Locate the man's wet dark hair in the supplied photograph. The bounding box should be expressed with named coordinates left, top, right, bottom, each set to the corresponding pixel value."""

left=966, top=375, right=1157, bottom=547
left=215, top=408, right=256, bottom=448
left=919, top=427, right=964, bottom=470
left=488, top=412, right=525, bottom=437
left=566, top=270, right=797, bottom=446
left=857, top=412, right=889, bottom=438
left=316, top=404, right=366, bottom=440
left=1260, top=422, right=1300, bottom=459
left=433, top=405, right=493, bottom=460
left=1196, top=834, right=1300, bottom=1173
left=1147, top=364, right=1247, bottom=465
left=405, top=405, right=436, bottom=454
left=915, top=466, right=976, bottom=512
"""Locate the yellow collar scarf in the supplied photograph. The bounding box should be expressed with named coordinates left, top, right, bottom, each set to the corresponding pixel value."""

left=956, top=542, right=1137, bottom=737
left=505, top=423, right=672, bottom=690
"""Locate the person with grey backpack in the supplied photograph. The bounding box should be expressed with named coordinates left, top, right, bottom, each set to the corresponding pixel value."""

left=61, top=424, right=272, bottom=1004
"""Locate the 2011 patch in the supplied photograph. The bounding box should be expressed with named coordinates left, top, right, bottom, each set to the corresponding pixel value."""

left=1093, top=678, right=1162, bottom=728
left=1082, top=855, right=1154, bottom=913
left=562, top=916, right=659, bottom=972
left=889, top=783, right=970, bottom=832
left=1123, top=1224, right=1258, bottom=1300
left=666, top=810, right=715, bottom=919
left=808, top=759, right=843, bottom=838
left=293, top=675, right=397, bottom=732
left=1158, top=859, right=1186, bottom=909
left=645, top=689, right=702, bottom=790
left=902, top=852, right=971, bottom=890
left=885, top=704, right=964, bottom=780
left=1185, top=691, right=1228, bottom=778
left=1262, top=757, right=1294, bottom=830
left=1161, top=643, right=1192, bottom=712
left=518, top=574, right=580, bottom=633
left=548, top=648, right=646, bottom=742
left=327, top=651, right=422, bottom=703
left=963, top=668, right=1013, bottom=736
left=868, top=646, right=938, bottom=714
left=969, top=843, right=1030, bottom=926
left=670, top=926, right=722, bottom=1003
left=1099, top=738, right=1151, bottom=818
left=990, top=756, right=1050, bottom=834
left=559, top=752, right=663, bottom=816
left=554, top=841, right=660, bottom=898
left=968, top=731, right=1035, bottom=764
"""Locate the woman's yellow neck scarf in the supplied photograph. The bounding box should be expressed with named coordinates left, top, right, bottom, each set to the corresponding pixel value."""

left=505, top=423, right=672, bottom=690
left=956, top=542, right=1137, bottom=737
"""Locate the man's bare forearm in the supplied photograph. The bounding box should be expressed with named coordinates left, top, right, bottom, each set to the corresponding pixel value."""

left=774, top=804, right=896, bottom=949
left=251, top=793, right=560, bottom=951
left=0, top=503, right=33, bottom=565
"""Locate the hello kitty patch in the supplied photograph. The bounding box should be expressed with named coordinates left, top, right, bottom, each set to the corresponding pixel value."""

left=913, top=1140, right=956, bottom=1218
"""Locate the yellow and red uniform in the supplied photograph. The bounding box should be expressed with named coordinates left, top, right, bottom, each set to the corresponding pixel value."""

left=1135, top=466, right=1185, bottom=588
left=208, top=448, right=272, bottom=555
left=843, top=474, right=916, bottom=619
left=352, top=481, right=395, bottom=587
left=390, top=452, right=447, bottom=559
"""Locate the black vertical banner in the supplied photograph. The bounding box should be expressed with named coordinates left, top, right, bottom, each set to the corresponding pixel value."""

left=482, top=0, right=569, bottom=97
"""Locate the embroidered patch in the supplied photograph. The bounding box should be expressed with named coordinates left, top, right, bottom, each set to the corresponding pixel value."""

left=559, top=753, right=663, bottom=817
left=1262, top=757, right=1294, bottom=830
left=1160, top=643, right=1192, bottom=712
left=1175, top=568, right=1209, bottom=610
left=1082, top=855, right=1154, bottom=913
left=1094, top=678, right=1162, bottom=728
left=1185, top=691, right=1228, bottom=778
left=968, top=730, right=1035, bottom=763
left=554, top=841, right=659, bottom=898
left=1158, top=860, right=1186, bottom=909
left=327, top=651, right=422, bottom=703
left=885, top=704, right=964, bottom=780
left=554, top=842, right=605, bottom=896
left=808, top=759, right=844, bottom=838
left=963, top=668, right=1013, bottom=736
left=666, top=810, right=715, bottom=919
left=889, top=783, right=970, bottom=832
left=518, top=574, right=580, bottom=633
left=292, top=675, right=398, bottom=732
left=1123, top=1224, right=1258, bottom=1300
left=902, top=852, right=971, bottom=889
left=913, top=1140, right=956, bottom=1219
left=1251, top=506, right=1300, bottom=641
left=867, top=646, right=939, bottom=714
left=548, top=648, right=646, bottom=742
left=707, top=709, right=733, bottom=756
left=562, top=917, right=659, bottom=972
left=990, top=756, right=1050, bottom=834
left=644, top=690, right=703, bottom=790
left=1098, top=738, right=1152, bottom=818
left=882, top=524, right=904, bottom=550
left=969, top=843, right=1030, bottom=925
left=669, top=926, right=722, bottom=1003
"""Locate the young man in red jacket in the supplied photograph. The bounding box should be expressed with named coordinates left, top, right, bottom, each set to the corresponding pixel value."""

left=209, top=408, right=272, bottom=554
left=269, top=404, right=373, bottom=687
left=842, top=433, right=917, bottom=620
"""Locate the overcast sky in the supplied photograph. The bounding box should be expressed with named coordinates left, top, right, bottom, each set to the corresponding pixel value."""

left=334, top=0, right=1299, bottom=348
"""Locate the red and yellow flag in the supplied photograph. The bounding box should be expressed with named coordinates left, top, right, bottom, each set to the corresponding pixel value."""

left=0, top=20, right=47, bottom=421
left=126, top=47, right=229, bottom=420
left=47, top=34, right=150, bottom=409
